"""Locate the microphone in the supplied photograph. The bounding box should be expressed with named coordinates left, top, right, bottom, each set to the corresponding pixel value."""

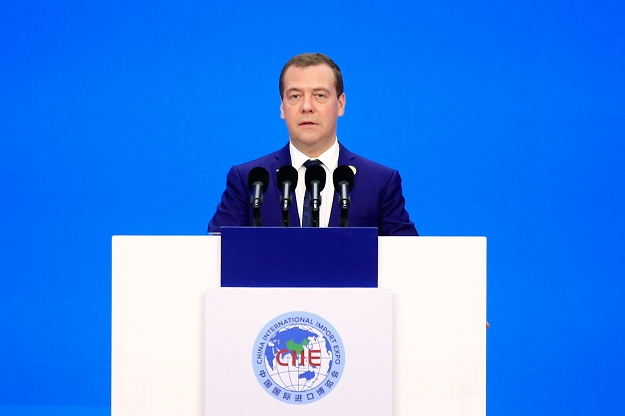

left=248, top=167, right=270, bottom=227
left=333, top=165, right=355, bottom=209
left=305, top=164, right=326, bottom=227
left=277, top=165, right=298, bottom=227
left=333, top=165, right=355, bottom=227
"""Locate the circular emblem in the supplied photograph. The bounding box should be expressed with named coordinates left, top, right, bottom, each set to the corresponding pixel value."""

left=252, top=311, right=345, bottom=405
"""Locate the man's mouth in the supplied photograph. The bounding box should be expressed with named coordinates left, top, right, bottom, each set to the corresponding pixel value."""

left=299, top=121, right=316, bottom=126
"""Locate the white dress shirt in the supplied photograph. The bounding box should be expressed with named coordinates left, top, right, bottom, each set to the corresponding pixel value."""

left=289, top=139, right=339, bottom=227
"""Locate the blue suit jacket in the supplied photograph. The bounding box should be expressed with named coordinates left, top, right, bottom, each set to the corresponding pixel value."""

left=208, top=143, right=418, bottom=236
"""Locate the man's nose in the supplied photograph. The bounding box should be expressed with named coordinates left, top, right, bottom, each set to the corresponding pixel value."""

left=300, top=95, right=314, bottom=112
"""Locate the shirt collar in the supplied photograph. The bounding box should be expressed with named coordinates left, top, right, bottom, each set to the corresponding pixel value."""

left=289, top=138, right=340, bottom=170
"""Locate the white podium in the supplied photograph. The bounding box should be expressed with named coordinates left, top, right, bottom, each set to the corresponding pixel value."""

left=112, top=236, right=486, bottom=415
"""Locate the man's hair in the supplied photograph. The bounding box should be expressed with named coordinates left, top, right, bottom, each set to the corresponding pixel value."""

left=279, top=53, right=344, bottom=99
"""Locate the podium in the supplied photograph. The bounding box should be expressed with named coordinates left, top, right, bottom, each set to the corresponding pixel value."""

left=112, top=234, right=486, bottom=415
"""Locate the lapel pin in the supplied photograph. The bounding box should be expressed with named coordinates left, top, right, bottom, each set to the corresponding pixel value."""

left=349, top=165, right=357, bottom=175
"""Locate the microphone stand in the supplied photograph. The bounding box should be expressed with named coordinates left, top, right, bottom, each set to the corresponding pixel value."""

left=340, top=204, right=349, bottom=228
left=253, top=207, right=262, bottom=227
left=311, top=180, right=321, bottom=227
left=339, top=181, right=350, bottom=227
left=281, top=181, right=292, bottom=227
left=251, top=182, right=263, bottom=227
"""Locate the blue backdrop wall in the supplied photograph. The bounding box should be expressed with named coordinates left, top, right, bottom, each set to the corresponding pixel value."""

left=1, top=1, right=624, bottom=415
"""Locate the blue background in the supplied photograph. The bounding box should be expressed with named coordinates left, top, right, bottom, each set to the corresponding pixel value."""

left=1, top=1, right=623, bottom=415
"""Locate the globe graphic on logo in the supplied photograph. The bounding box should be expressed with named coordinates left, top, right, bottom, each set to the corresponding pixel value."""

left=264, top=324, right=333, bottom=392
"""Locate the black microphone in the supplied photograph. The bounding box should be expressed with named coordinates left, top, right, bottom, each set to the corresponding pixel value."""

left=333, top=165, right=355, bottom=227
left=248, top=167, right=269, bottom=226
left=305, top=164, right=326, bottom=227
left=333, top=165, right=355, bottom=209
left=277, top=165, right=298, bottom=227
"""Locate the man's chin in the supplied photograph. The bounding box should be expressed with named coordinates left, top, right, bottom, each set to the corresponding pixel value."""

left=290, top=132, right=321, bottom=145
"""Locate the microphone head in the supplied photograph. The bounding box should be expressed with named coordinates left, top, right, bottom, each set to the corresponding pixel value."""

left=277, top=165, right=298, bottom=188
left=248, top=167, right=270, bottom=192
left=333, top=165, right=355, bottom=192
left=305, top=164, right=326, bottom=192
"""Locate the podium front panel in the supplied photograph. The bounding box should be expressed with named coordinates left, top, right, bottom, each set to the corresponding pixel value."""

left=220, top=227, right=378, bottom=287
left=204, top=288, right=392, bottom=415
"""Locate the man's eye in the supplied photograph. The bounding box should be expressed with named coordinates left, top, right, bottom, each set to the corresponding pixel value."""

left=290, top=94, right=300, bottom=99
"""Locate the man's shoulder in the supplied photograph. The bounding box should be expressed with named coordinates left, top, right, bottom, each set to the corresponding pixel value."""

left=230, top=144, right=290, bottom=172
left=340, top=144, right=397, bottom=176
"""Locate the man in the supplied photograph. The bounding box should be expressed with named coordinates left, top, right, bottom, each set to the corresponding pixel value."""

left=208, top=53, right=418, bottom=236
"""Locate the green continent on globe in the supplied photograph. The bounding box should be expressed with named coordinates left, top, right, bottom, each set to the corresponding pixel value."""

left=286, top=338, right=309, bottom=353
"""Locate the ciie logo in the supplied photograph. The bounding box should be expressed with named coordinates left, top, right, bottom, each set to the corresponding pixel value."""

left=252, top=311, right=345, bottom=405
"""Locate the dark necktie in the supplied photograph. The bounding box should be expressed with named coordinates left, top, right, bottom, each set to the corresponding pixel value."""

left=302, top=159, right=323, bottom=227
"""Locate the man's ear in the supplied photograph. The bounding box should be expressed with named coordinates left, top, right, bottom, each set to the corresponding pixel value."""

left=280, top=101, right=285, bottom=119
left=338, top=93, right=345, bottom=117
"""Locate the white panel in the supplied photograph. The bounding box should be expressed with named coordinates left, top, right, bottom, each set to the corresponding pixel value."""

left=379, top=236, right=487, bottom=416
left=112, top=236, right=220, bottom=416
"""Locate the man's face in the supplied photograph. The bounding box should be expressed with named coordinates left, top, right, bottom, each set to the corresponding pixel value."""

left=280, top=64, right=345, bottom=157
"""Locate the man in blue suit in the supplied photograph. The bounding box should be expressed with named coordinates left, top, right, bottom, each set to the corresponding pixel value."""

left=208, top=53, right=418, bottom=236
